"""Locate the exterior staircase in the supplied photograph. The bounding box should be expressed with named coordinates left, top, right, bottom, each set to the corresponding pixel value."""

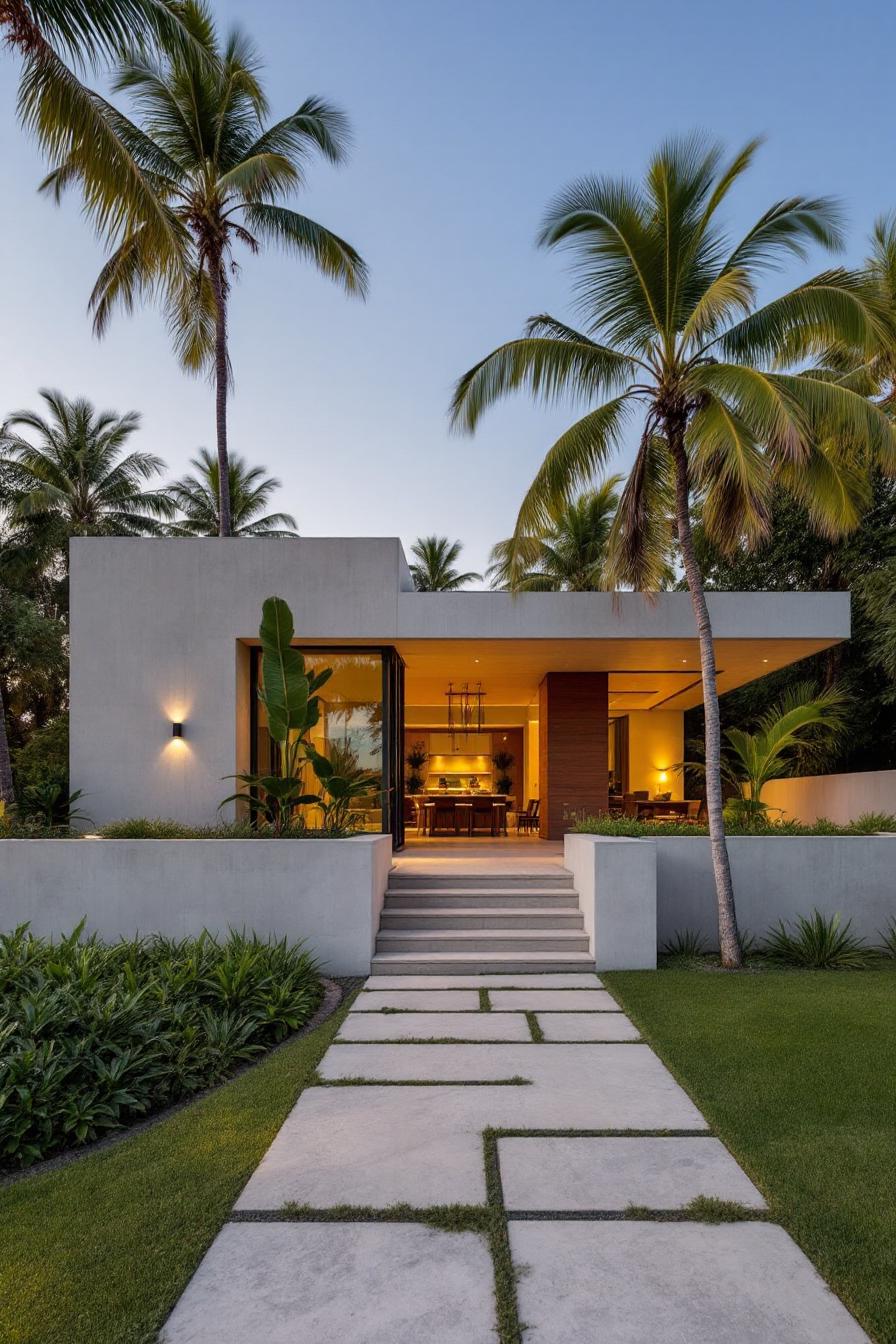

left=371, top=868, right=593, bottom=975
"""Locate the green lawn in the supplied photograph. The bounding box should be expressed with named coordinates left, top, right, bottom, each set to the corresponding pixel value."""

left=604, top=966, right=896, bottom=1344
left=0, top=993, right=354, bottom=1344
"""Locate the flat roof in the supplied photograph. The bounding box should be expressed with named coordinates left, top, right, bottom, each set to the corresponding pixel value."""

left=69, top=537, right=850, bottom=709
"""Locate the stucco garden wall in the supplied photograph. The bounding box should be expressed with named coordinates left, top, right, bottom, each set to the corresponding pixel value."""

left=0, top=835, right=392, bottom=975
left=760, top=769, right=896, bottom=825
left=566, top=833, right=895, bottom=966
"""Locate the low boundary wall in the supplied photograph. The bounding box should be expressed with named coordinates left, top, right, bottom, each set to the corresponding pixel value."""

left=0, top=835, right=393, bottom=975
left=565, top=833, right=895, bottom=966
left=760, top=770, right=896, bottom=825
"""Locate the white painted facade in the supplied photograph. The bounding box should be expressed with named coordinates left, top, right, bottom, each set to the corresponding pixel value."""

left=68, top=537, right=850, bottom=829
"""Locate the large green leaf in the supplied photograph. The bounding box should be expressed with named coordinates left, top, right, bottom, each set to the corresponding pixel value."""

left=258, top=596, right=309, bottom=743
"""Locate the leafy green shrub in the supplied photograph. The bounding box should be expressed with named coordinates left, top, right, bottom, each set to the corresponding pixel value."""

left=97, top=818, right=334, bottom=839
left=661, top=929, right=709, bottom=964
left=0, top=924, right=322, bottom=1168
left=762, top=911, right=871, bottom=969
left=570, top=814, right=896, bottom=838
left=848, top=812, right=896, bottom=834
left=876, top=919, right=896, bottom=958
left=12, top=714, right=69, bottom=799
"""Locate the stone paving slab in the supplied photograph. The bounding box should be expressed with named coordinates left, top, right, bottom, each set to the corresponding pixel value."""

left=489, top=988, right=619, bottom=1011
left=160, top=1222, right=496, bottom=1343
left=499, top=1136, right=767, bottom=1211
left=509, top=1221, right=870, bottom=1342
left=317, top=1046, right=707, bottom=1127
left=234, top=1086, right=492, bottom=1208
left=536, top=1012, right=640, bottom=1042
left=353, top=990, right=481, bottom=1011
left=364, top=974, right=603, bottom=989
left=339, top=1011, right=533, bottom=1041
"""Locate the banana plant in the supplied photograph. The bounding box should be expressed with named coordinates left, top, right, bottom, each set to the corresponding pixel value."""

left=222, top=596, right=331, bottom=834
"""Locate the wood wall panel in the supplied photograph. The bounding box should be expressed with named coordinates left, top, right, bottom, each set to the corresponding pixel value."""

left=539, top=673, right=609, bottom=839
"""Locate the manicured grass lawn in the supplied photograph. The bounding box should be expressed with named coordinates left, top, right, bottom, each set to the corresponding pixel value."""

left=604, top=966, right=896, bottom=1344
left=0, top=993, right=354, bottom=1344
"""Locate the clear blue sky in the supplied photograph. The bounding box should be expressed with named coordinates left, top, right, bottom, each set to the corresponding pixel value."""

left=1, top=0, right=894, bottom=575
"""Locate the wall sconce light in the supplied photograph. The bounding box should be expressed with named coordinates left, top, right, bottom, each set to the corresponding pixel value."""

left=658, top=770, right=668, bottom=784
left=172, top=722, right=184, bottom=738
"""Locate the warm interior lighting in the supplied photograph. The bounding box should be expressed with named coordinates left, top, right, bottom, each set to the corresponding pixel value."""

left=172, top=722, right=184, bottom=738
left=658, top=770, right=668, bottom=783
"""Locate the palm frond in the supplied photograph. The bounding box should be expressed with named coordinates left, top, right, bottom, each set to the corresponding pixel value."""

left=241, top=204, right=368, bottom=296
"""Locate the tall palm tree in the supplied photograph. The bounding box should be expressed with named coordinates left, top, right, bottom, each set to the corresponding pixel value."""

left=0, top=388, right=173, bottom=546
left=168, top=448, right=297, bottom=536
left=4, top=2, right=202, bottom=254
left=451, top=135, right=896, bottom=968
left=487, top=476, right=623, bottom=590
left=409, top=537, right=482, bottom=592
left=42, top=0, right=368, bottom=535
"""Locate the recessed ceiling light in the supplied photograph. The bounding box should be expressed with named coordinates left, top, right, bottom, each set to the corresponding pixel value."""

left=681, top=658, right=687, bottom=663
left=763, top=658, right=769, bottom=664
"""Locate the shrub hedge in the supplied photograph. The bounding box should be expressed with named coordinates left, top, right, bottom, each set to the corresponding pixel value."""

left=571, top=812, right=896, bottom=838
left=0, top=925, right=322, bottom=1169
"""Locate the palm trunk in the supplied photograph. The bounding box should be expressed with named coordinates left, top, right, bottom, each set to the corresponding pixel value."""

left=669, top=429, right=742, bottom=969
left=0, top=679, right=15, bottom=812
left=209, top=261, right=233, bottom=537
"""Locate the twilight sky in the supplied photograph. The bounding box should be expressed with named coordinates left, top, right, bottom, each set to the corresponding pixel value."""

left=1, top=0, right=894, bottom=576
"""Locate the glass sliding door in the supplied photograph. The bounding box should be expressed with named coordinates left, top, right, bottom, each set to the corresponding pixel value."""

left=251, top=646, right=404, bottom=841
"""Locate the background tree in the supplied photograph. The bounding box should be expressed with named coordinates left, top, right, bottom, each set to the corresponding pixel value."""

left=408, top=536, right=482, bottom=591
left=168, top=449, right=297, bottom=536
left=688, top=476, right=896, bottom=772
left=451, top=134, right=896, bottom=967
left=0, top=389, right=173, bottom=551
left=487, top=476, right=623, bottom=590
left=42, top=0, right=368, bottom=535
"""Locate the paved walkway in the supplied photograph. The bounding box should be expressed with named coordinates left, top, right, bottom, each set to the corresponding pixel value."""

left=161, top=973, right=870, bottom=1343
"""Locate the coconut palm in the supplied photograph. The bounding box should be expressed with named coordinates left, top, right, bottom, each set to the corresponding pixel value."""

left=487, top=476, right=624, bottom=590
left=408, top=537, right=482, bottom=592
left=168, top=449, right=297, bottom=537
left=5, top=2, right=202, bottom=255
left=451, top=134, right=896, bottom=967
left=0, top=388, right=174, bottom=548
left=42, top=0, right=368, bottom=535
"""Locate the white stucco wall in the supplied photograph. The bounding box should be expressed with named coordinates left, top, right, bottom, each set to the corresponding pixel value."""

left=760, top=770, right=896, bottom=825
left=0, top=835, right=392, bottom=975
left=564, top=834, right=657, bottom=970
left=656, top=835, right=895, bottom=947
left=68, top=538, right=850, bottom=826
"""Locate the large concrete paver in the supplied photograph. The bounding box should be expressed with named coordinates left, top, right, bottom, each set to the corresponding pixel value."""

left=510, top=1221, right=870, bottom=1342
left=499, top=1136, right=767, bottom=1211
left=160, top=1222, right=496, bottom=1343
left=490, top=988, right=619, bottom=1011
left=339, top=1010, right=532, bottom=1041
left=536, top=1012, right=640, bottom=1041
left=354, top=989, right=480, bottom=1011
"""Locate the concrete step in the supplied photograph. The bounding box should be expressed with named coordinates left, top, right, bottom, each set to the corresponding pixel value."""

left=370, top=950, right=595, bottom=975
left=375, top=929, right=591, bottom=954
left=380, top=907, right=585, bottom=931
left=383, top=889, right=580, bottom=909
left=387, top=872, right=574, bottom=890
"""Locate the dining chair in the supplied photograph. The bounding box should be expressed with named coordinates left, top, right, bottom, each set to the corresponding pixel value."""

left=516, top=798, right=539, bottom=833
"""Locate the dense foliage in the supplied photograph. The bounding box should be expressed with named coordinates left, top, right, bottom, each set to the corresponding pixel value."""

left=571, top=813, right=896, bottom=837
left=688, top=478, right=896, bottom=772
left=0, top=925, right=322, bottom=1168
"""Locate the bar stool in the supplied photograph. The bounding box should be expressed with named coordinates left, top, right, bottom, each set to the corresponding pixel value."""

left=491, top=800, right=508, bottom=836
left=433, top=798, right=455, bottom=834
left=454, top=802, right=473, bottom=837
left=421, top=801, right=435, bottom=836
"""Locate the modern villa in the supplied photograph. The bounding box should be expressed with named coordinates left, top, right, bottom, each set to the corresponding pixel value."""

left=69, top=537, right=850, bottom=843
